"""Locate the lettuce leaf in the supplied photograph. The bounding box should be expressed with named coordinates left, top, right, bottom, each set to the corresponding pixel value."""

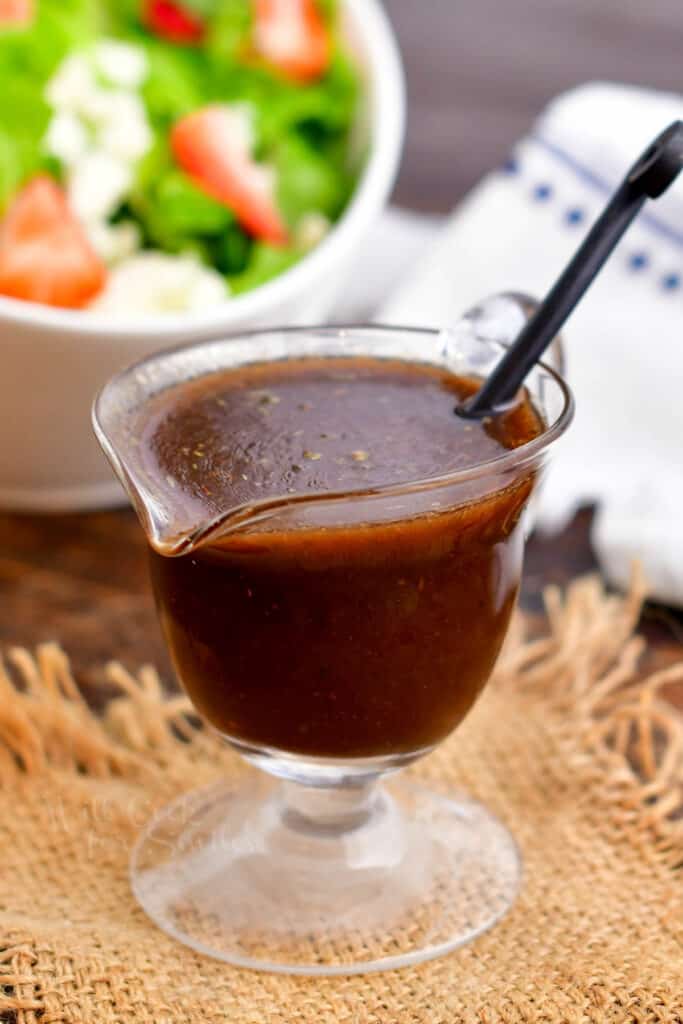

left=228, top=241, right=299, bottom=294
left=0, top=0, right=100, bottom=79
left=0, top=0, right=103, bottom=208
left=204, top=0, right=251, bottom=65
left=205, top=223, right=252, bottom=274
left=155, top=170, right=233, bottom=234
left=141, top=40, right=207, bottom=124
left=275, top=134, right=348, bottom=223
left=0, top=74, right=53, bottom=211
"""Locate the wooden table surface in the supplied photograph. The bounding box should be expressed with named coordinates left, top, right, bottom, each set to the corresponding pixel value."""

left=1, top=0, right=682, bottom=707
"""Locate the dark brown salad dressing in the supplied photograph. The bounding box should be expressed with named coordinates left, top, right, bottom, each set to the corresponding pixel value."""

left=144, top=357, right=543, bottom=759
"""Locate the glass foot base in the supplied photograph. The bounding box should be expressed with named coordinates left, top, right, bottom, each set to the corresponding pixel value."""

left=131, top=776, right=521, bottom=976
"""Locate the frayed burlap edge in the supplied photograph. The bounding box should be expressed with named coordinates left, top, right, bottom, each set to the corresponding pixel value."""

left=494, top=570, right=683, bottom=873
left=0, top=570, right=681, bottom=1022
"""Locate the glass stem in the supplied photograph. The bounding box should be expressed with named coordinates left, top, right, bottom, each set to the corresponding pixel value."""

left=280, top=779, right=381, bottom=837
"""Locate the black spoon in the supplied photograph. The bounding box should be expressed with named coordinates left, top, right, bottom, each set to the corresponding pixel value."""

left=458, top=119, right=683, bottom=419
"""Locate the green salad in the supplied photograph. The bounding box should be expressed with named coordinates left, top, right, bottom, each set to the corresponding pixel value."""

left=0, top=0, right=360, bottom=312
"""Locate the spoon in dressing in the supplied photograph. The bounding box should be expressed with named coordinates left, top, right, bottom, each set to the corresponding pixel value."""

left=458, top=120, right=683, bottom=420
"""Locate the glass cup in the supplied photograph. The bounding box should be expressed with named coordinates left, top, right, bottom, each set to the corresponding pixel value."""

left=93, top=296, right=573, bottom=975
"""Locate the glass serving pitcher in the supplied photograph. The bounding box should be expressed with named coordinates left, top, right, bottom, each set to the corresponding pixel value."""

left=93, top=294, right=573, bottom=976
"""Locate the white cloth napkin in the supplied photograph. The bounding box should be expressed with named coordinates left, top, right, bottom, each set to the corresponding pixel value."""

left=340, top=82, right=683, bottom=606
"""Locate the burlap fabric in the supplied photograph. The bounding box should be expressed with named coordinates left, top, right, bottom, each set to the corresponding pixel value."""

left=0, top=574, right=681, bottom=1023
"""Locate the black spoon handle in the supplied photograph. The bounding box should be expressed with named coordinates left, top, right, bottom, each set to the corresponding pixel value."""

left=460, top=120, right=683, bottom=419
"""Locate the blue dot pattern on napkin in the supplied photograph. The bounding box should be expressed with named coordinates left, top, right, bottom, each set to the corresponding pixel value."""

left=629, top=252, right=649, bottom=271
left=500, top=151, right=681, bottom=292
left=532, top=183, right=553, bottom=201
left=565, top=207, right=585, bottom=226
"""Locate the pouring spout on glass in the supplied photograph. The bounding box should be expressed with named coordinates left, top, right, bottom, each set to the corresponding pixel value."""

left=92, top=394, right=305, bottom=556
left=90, top=332, right=308, bottom=555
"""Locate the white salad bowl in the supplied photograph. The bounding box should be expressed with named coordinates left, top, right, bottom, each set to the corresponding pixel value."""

left=1, top=0, right=405, bottom=511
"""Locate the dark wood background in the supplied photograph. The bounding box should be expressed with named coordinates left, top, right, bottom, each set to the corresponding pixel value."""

left=385, top=0, right=683, bottom=212
left=1, top=0, right=682, bottom=706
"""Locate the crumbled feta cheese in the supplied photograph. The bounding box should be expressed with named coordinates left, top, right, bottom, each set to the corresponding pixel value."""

left=79, top=87, right=146, bottom=127
left=86, top=220, right=141, bottom=266
left=94, top=40, right=148, bottom=90
left=68, top=150, right=132, bottom=223
left=77, top=86, right=119, bottom=125
left=45, top=47, right=156, bottom=273
left=95, top=94, right=153, bottom=162
left=98, top=113, right=152, bottom=164
left=44, top=110, right=88, bottom=168
left=91, top=254, right=230, bottom=315
left=296, top=212, right=331, bottom=250
left=45, top=47, right=153, bottom=164
left=45, top=54, right=97, bottom=111
left=190, top=270, right=233, bottom=310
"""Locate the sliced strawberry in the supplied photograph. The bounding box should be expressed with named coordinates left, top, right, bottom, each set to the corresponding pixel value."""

left=171, top=106, right=288, bottom=245
left=253, top=0, right=330, bottom=82
left=0, top=0, right=33, bottom=26
left=143, top=0, right=205, bottom=44
left=0, top=177, right=107, bottom=309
